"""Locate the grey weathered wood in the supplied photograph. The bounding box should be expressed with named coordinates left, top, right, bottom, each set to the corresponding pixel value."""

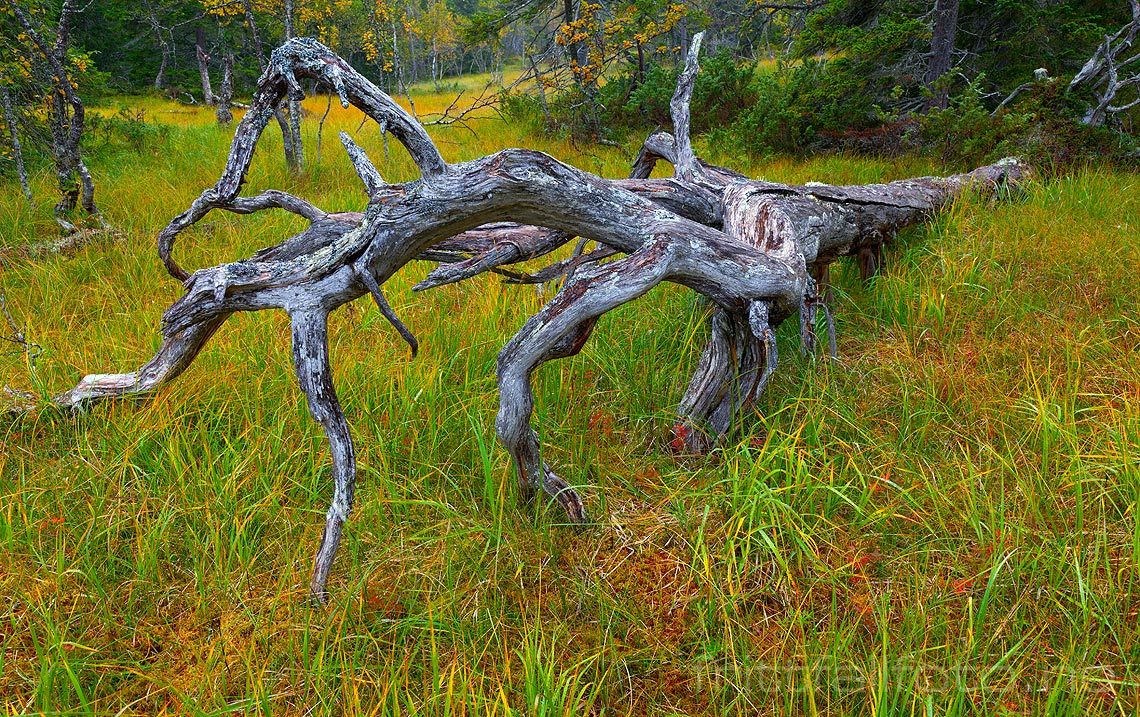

left=52, top=316, right=229, bottom=409
left=629, top=130, right=747, bottom=190
left=33, top=37, right=1030, bottom=603
left=670, top=32, right=703, bottom=183
left=338, top=131, right=385, bottom=196
left=1, top=88, right=32, bottom=204
left=415, top=224, right=574, bottom=291
left=1068, top=0, right=1140, bottom=126
left=290, top=308, right=354, bottom=604
left=628, top=37, right=1027, bottom=451
left=667, top=159, right=1027, bottom=449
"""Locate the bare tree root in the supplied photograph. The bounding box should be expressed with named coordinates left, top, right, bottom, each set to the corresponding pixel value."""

left=25, top=36, right=1029, bottom=603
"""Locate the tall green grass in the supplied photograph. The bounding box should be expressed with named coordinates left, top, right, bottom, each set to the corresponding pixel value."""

left=0, top=92, right=1138, bottom=715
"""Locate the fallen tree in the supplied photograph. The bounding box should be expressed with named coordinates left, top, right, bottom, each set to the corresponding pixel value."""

left=32, top=35, right=1028, bottom=603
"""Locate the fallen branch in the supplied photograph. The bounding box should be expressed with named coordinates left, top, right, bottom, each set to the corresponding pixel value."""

left=25, top=36, right=1029, bottom=604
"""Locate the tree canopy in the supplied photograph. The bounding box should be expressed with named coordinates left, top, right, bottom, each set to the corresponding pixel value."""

left=2, top=0, right=1137, bottom=175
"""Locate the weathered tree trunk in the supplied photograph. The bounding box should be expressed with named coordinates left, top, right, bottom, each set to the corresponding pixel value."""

left=12, top=0, right=99, bottom=231
left=282, top=0, right=305, bottom=169
left=924, top=0, right=959, bottom=111
left=216, top=52, right=234, bottom=125
left=1, top=88, right=32, bottom=204
left=196, top=27, right=215, bottom=105
left=32, top=37, right=1028, bottom=603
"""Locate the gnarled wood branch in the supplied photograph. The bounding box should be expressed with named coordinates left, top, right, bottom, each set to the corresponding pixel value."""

left=29, top=36, right=1029, bottom=604
left=1069, top=0, right=1140, bottom=126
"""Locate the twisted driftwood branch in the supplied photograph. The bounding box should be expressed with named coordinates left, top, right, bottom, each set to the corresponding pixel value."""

left=1068, top=0, right=1140, bottom=126
left=31, top=36, right=1029, bottom=603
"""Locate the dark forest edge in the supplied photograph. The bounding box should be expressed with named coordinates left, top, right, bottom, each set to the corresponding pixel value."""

left=1, top=1, right=1137, bottom=227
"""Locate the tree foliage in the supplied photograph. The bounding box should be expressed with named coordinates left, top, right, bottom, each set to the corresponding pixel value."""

left=1, top=0, right=1135, bottom=171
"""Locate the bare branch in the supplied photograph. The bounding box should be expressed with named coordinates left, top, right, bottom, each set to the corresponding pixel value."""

left=671, top=32, right=704, bottom=183
left=1068, top=3, right=1140, bottom=126
left=338, top=131, right=385, bottom=196
left=222, top=190, right=326, bottom=221
left=414, top=225, right=574, bottom=291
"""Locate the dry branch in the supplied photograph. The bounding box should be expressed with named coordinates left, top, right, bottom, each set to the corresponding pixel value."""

left=26, top=36, right=1028, bottom=603
left=1069, top=0, right=1140, bottom=126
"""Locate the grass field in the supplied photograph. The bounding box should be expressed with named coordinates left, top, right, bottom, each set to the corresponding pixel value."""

left=1, top=85, right=1139, bottom=715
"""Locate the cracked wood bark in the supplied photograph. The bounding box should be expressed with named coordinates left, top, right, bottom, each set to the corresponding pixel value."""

left=625, top=34, right=1022, bottom=450
left=627, top=35, right=1027, bottom=451
left=34, top=37, right=1028, bottom=603
left=338, top=131, right=384, bottom=194
left=667, top=160, right=1027, bottom=450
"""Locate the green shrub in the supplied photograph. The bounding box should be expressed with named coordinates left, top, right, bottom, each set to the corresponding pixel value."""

left=608, top=48, right=756, bottom=133
left=920, top=77, right=1133, bottom=172
left=86, top=107, right=170, bottom=155
left=919, top=78, right=1030, bottom=167
left=501, top=49, right=759, bottom=142
left=499, top=91, right=547, bottom=134
left=501, top=44, right=1135, bottom=171
left=728, top=60, right=825, bottom=155
left=603, top=64, right=674, bottom=129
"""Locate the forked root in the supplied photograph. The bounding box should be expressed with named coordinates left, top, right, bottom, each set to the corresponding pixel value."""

left=675, top=302, right=778, bottom=454
left=496, top=242, right=678, bottom=523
